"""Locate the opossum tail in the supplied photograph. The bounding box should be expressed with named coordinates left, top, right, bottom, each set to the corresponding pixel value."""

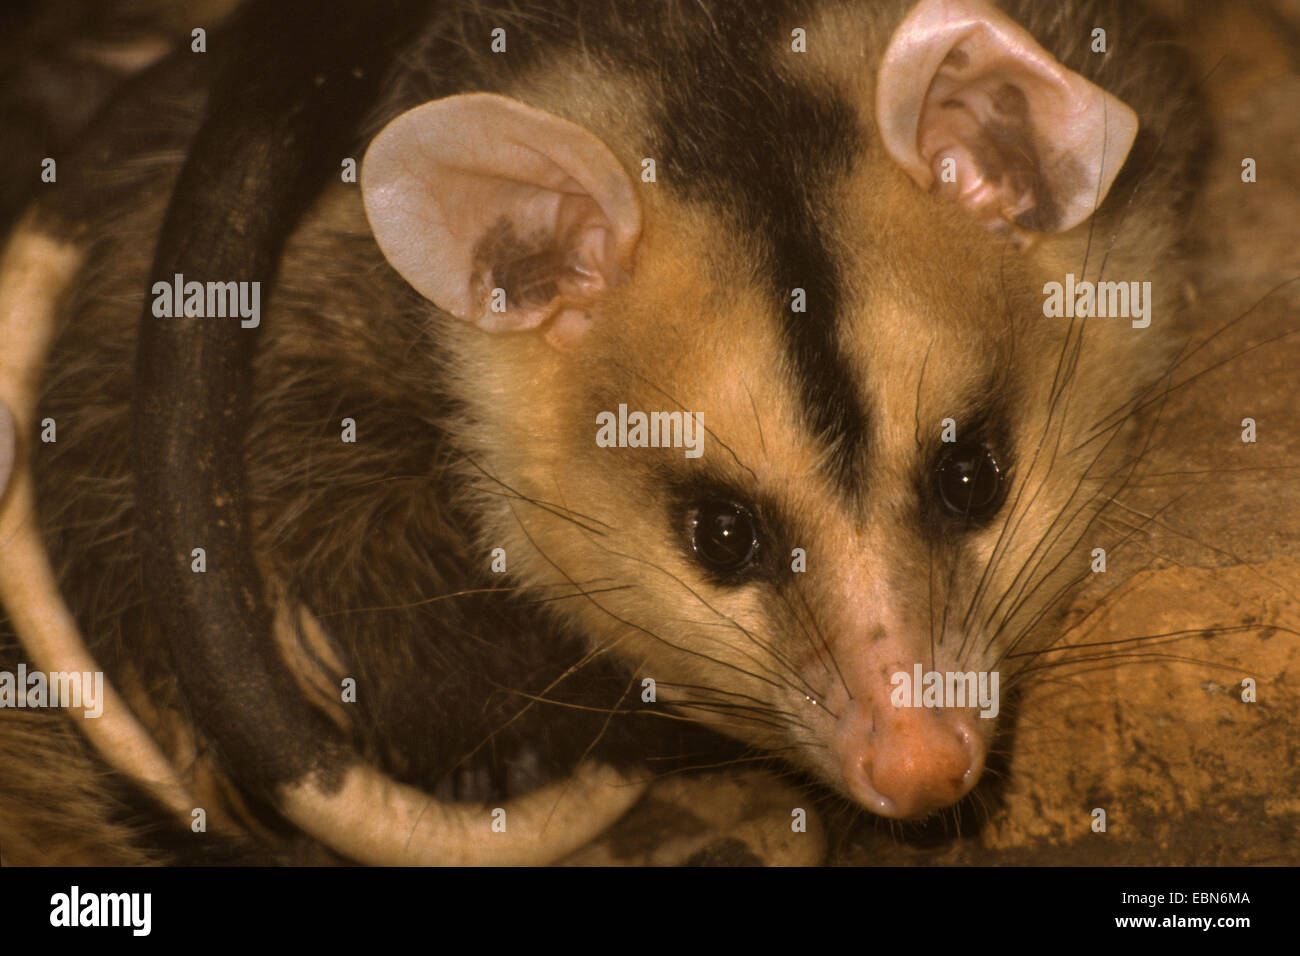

left=0, top=214, right=195, bottom=823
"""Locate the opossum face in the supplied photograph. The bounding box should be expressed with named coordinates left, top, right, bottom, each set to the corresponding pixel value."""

left=477, top=205, right=1042, bottom=820
left=363, top=0, right=1154, bottom=818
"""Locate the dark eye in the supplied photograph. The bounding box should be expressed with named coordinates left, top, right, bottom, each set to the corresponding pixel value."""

left=687, top=500, right=760, bottom=574
left=935, top=442, right=1005, bottom=520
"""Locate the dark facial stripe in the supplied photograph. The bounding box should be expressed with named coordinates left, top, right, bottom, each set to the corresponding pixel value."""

left=648, top=9, right=868, bottom=498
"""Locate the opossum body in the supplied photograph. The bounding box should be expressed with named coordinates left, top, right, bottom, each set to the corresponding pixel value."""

left=0, top=0, right=1206, bottom=864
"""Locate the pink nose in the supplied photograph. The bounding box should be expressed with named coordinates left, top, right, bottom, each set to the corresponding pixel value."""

left=833, top=699, right=985, bottom=819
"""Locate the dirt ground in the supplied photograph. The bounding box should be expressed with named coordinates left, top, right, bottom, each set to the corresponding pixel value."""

left=568, top=0, right=1300, bottom=867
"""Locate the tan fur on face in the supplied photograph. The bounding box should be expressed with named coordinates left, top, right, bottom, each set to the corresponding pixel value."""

left=444, top=201, right=813, bottom=747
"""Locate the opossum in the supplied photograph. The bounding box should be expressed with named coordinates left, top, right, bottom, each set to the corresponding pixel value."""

left=0, top=0, right=1211, bottom=864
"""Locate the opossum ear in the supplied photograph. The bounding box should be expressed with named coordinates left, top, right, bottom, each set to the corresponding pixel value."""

left=876, top=0, right=1138, bottom=234
left=362, top=93, right=641, bottom=347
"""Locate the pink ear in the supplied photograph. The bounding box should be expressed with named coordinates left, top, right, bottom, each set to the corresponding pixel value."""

left=877, top=0, right=1138, bottom=234
left=361, top=93, right=641, bottom=343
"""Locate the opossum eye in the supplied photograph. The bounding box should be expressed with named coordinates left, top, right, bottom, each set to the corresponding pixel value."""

left=935, top=442, right=1004, bottom=520
left=687, top=500, right=761, bottom=575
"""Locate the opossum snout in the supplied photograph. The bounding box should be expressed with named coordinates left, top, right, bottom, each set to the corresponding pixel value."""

left=831, top=698, right=986, bottom=819
left=817, top=598, right=994, bottom=817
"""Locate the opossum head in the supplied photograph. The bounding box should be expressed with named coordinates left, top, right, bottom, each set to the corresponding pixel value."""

left=362, top=0, right=1183, bottom=819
